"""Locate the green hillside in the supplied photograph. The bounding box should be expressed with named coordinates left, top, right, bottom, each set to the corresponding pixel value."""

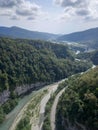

left=57, top=27, right=98, bottom=42
left=0, top=37, right=92, bottom=93
left=56, top=67, right=98, bottom=130
left=77, top=50, right=98, bottom=65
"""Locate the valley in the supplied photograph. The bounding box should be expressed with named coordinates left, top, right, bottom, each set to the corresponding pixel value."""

left=0, top=26, right=98, bottom=130
left=0, top=0, right=98, bottom=129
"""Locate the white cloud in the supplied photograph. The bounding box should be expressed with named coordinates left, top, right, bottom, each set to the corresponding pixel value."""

left=0, top=0, right=22, bottom=8
left=0, top=10, right=12, bottom=16
left=54, top=0, right=98, bottom=21
left=27, top=16, right=36, bottom=20
left=10, top=15, right=20, bottom=20
left=16, top=1, right=40, bottom=16
left=0, top=0, right=43, bottom=20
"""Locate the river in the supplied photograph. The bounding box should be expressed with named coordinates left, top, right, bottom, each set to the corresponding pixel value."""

left=0, top=81, right=62, bottom=130
left=0, top=91, right=38, bottom=130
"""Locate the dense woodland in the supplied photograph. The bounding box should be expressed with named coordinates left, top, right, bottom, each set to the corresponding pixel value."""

left=56, top=67, right=98, bottom=130
left=80, top=40, right=98, bottom=50
left=0, top=37, right=92, bottom=124
left=77, top=50, right=98, bottom=65
left=0, top=37, right=92, bottom=93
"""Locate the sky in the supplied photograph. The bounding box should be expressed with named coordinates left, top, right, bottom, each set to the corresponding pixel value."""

left=0, top=0, right=98, bottom=34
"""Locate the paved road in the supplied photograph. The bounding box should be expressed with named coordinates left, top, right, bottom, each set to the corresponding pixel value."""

left=50, top=88, right=66, bottom=130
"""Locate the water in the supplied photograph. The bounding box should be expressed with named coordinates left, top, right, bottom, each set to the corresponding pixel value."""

left=0, top=91, right=36, bottom=130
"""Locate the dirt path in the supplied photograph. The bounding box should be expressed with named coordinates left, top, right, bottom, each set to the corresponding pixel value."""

left=31, top=82, right=63, bottom=130
left=50, top=88, right=66, bottom=130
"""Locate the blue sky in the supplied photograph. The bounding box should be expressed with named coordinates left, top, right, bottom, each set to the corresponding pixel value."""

left=0, top=0, right=98, bottom=34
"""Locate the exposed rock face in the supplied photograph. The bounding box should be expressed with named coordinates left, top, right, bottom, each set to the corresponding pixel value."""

left=0, top=90, right=10, bottom=104
left=15, top=82, right=46, bottom=96
left=0, top=82, right=47, bottom=104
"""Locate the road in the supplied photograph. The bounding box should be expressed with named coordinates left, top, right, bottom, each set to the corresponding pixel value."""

left=50, top=88, right=66, bottom=130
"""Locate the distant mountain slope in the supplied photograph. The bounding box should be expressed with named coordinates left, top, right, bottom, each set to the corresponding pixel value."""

left=77, top=49, right=98, bottom=65
left=0, top=26, right=59, bottom=40
left=57, top=27, right=98, bottom=42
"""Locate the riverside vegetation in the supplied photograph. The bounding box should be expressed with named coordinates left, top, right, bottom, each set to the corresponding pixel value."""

left=0, top=37, right=92, bottom=124
left=15, top=89, right=48, bottom=130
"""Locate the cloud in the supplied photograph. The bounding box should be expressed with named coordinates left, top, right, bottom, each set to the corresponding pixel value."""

left=54, top=0, right=98, bottom=21
left=0, top=10, right=12, bottom=16
left=76, top=9, right=90, bottom=16
left=0, top=0, right=22, bottom=8
left=54, top=0, right=88, bottom=7
left=16, top=1, right=40, bottom=17
left=27, top=16, right=36, bottom=20
left=0, top=0, right=42, bottom=20
left=10, top=15, right=20, bottom=20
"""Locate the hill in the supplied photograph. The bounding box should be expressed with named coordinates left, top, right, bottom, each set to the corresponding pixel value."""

left=56, top=67, right=98, bottom=130
left=57, top=27, right=98, bottom=42
left=0, top=26, right=58, bottom=40
left=0, top=37, right=92, bottom=94
left=77, top=50, right=98, bottom=65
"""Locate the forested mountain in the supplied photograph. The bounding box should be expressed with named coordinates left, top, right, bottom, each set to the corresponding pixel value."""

left=1, top=26, right=98, bottom=51
left=0, top=37, right=92, bottom=93
left=56, top=67, right=98, bottom=130
left=57, top=27, right=98, bottom=42
left=0, top=26, right=58, bottom=40
left=77, top=50, right=98, bottom=65
left=80, top=40, right=98, bottom=50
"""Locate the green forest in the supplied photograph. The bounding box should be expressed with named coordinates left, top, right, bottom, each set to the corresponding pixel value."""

left=0, top=37, right=92, bottom=124
left=0, top=37, right=92, bottom=93
left=56, top=67, right=98, bottom=130
left=77, top=49, right=98, bottom=65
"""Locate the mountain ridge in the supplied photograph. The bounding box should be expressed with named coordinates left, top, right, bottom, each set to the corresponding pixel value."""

left=0, top=26, right=98, bottom=42
left=0, top=26, right=59, bottom=40
left=57, top=27, right=98, bottom=42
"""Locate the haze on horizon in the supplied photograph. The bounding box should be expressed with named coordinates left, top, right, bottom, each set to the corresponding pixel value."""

left=0, top=0, right=98, bottom=34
